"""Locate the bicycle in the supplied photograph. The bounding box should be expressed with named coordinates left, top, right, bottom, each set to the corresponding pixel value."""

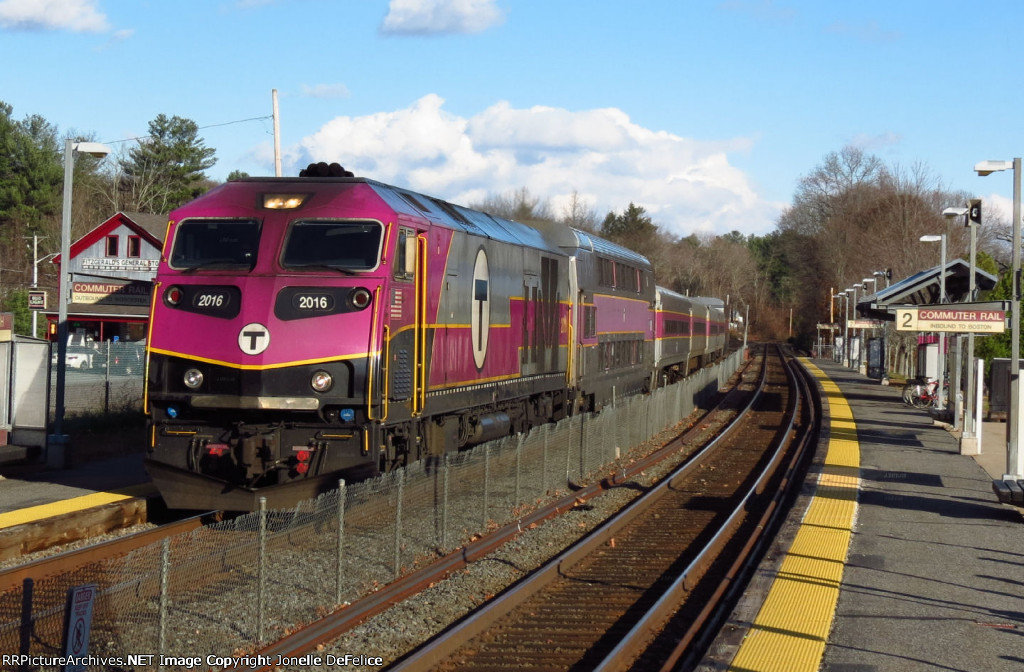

left=902, top=378, right=948, bottom=408
left=901, top=378, right=926, bottom=405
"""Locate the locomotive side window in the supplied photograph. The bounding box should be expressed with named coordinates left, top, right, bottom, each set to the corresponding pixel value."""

left=394, top=227, right=416, bottom=281
left=282, top=219, right=383, bottom=272
left=169, top=219, right=260, bottom=271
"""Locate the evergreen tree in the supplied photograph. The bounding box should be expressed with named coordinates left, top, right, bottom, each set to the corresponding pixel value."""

left=0, top=102, right=62, bottom=237
left=600, top=202, right=656, bottom=240
left=1, top=288, right=33, bottom=337
left=118, top=114, right=216, bottom=213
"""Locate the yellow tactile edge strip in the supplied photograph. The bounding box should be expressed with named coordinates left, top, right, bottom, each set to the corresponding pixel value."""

left=0, top=484, right=152, bottom=530
left=728, top=358, right=860, bottom=672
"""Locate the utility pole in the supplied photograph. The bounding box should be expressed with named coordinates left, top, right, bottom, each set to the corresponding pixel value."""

left=273, top=89, right=282, bottom=177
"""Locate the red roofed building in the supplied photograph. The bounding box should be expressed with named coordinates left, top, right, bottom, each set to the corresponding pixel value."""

left=47, top=212, right=167, bottom=343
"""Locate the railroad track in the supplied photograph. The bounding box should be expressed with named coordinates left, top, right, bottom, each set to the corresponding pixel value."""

left=224, top=352, right=759, bottom=670
left=386, top=344, right=817, bottom=671
left=0, top=513, right=212, bottom=593
left=235, top=346, right=817, bottom=670
left=1, top=349, right=772, bottom=666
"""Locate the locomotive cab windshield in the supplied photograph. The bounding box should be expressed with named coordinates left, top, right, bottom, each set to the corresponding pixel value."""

left=170, top=219, right=260, bottom=271
left=281, top=219, right=384, bottom=272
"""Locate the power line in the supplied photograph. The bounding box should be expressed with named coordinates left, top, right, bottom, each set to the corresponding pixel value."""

left=102, top=114, right=274, bottom=146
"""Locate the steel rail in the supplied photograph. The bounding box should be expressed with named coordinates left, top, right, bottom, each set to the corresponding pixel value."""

left=593, top=345, right=809, bottom=670
left=234, top=352, right=763, bottom=671
left=387, top=347, right=774, bottom=671
left=662, top=354, right=820, bottom=671
left=0, top=513, right=207, bottom=595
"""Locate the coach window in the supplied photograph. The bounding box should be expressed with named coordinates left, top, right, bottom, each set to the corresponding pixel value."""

left=583, top=305, right=597, bottom=339
left=599, top=257, right=615, bottom=288
left=105, top=235, right=118, bottom=257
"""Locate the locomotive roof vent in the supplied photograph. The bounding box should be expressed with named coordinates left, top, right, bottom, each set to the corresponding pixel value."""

left=299, top=162, right=355, bottom=178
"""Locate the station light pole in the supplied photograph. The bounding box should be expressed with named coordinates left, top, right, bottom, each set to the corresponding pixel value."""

left=944, top=206, right=977, bottom=442
left=831, top=290, right=847, bottom=362
left=872, top=269, right=891, bottom=378
left=833, top=292, right=847, bottom=363
left=846, top=285, right=860, bottom=369
left=859, top=277, right=878, bottom=375
left=975, top=158, right=1023, bottom=482
left=49, top=140, right=112, bottom=468
left=920, top=234, right=947, bottom=411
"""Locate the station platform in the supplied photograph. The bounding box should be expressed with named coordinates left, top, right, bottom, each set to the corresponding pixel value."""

left=0, top=450, right=155, bottom=561
left=704, top=358, right=1024, bottom=672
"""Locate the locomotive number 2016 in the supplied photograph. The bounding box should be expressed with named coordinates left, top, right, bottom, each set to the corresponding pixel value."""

left=196, top=293, right=228, bottom=308
left=295, top=294, right=334, bottom=311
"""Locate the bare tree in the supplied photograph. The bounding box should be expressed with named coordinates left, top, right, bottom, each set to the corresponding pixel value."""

left=471, top=187, right=554, bottom=224
left=560, top=190, right=598, bottom=233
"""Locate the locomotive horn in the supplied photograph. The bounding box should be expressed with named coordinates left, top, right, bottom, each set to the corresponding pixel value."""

left=299, top=162, right=354, bottom=177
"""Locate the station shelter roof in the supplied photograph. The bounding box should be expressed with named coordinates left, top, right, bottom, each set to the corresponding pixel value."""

left=856, top=259, right=998, bottom=321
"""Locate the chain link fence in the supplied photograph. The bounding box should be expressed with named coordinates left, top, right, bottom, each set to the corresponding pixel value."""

left=49, top=341, right=146, bottom=418
left=4, top=349, right=742, bottom=668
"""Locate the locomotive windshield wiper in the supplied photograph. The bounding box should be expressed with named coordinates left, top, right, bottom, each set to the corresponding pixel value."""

left=179, top=259, right=254, bottom=272
left=286, top=263, right=357, bottom=275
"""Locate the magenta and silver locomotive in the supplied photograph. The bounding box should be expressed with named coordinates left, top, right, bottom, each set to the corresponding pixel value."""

left=144, top=164, right=726, bottom=509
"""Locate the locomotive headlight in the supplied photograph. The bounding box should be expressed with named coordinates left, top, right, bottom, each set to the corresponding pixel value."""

left=262, top=193, right=308, bottom=209
left=183, top=368, right=204, bottom=390
left=311, top=370, right=333, bottom=392
left=350, top=288, right=372, bottom=310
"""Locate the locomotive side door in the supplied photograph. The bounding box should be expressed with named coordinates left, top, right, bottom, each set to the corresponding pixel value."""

left=387, top=225, right=420, bottom=410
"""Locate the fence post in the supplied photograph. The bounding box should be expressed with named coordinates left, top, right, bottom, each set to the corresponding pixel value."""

left=515, top=435, right=522, bottom=505
left=565, top=417, right=574, bottom=486
left=157, top=538, right=170, bottom=667
left=541, top=423, right=549, bottom=495
left=442, top=454, right=450, bottom=551
left=19, top=578, right=33, bottom=672
left=257, top=496, right=267, bottom=643
left=336, top=479, right=346, bottom=606
left=104, top=351, right=111, bottom=413
left=394, top=469, right=404, bottom=580
left=482, top=444, right=490, bottom=529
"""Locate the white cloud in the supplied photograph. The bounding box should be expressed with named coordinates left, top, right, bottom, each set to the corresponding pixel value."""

left=295, top=95, right=781, bottom=237
left=301, top=83, right=351, bottom=100
left=981, top=192, right=1012, bottom=226
left=381, top=0, right=504, bottom=35
left=0, top=0, right=109, bottom=32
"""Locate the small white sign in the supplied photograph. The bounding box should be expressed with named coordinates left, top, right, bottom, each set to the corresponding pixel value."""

left=63, top=583, right=97, bottom=672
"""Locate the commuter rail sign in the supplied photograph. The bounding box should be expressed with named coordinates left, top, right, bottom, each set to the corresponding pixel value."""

left=896, top=304, right=1007, bottom=333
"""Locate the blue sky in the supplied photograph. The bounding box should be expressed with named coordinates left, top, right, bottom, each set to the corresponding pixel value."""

left=2, top=0, right=1023, bottom=238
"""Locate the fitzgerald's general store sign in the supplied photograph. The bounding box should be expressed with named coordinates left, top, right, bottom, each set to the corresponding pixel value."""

left=81, top=257, right=159, bottom=272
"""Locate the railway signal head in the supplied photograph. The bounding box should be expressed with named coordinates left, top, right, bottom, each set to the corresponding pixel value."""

left=969, top=199, right=982, bottom=226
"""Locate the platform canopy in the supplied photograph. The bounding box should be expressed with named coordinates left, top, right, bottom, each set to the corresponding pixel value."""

left=856, top=259, right=998, bottom=321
